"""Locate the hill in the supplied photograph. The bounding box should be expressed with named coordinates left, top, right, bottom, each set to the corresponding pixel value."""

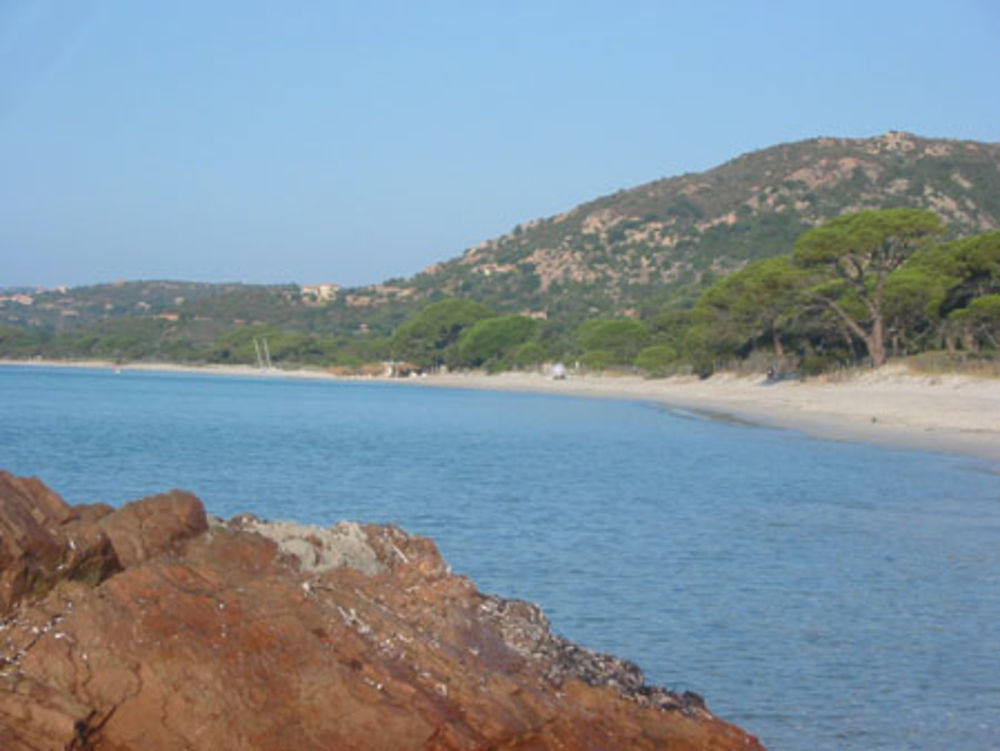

left=390, top=131, right=1000, bottom=319
left=2, top=131, right=998, bottom=365
left=0, top=280, right=257, bottom=329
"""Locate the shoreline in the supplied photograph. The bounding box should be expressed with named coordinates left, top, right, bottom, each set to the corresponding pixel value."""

left=406, top=370, right=1000, bottom=464
left=4, top=357, right=999, bottom=463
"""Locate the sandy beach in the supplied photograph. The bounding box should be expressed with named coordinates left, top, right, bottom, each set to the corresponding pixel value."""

left=4, top=358, right=999, bottom=463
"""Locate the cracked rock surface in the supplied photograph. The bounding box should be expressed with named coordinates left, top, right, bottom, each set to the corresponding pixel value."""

left=0, top=471, right=764, bottom=750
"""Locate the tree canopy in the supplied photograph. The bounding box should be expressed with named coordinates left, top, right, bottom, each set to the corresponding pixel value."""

left=792, top=209, right=945, bottom=365
left=391, top=298, right=494, bottom=368
left=455, top=315, right=538, bottom=369
left=574, top=319, right=650, bottom=364
left=689, top=255, right=803, bottom=360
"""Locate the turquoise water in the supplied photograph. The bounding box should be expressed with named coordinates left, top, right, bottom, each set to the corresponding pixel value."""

left=2, top=365, right=999, bottom=750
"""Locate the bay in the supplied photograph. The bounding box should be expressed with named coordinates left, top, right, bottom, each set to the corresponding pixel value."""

left=1, top=365, right=998, bottom=750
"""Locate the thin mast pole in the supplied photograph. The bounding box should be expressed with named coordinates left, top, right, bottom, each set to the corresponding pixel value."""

left=262, top=338, right=273, bottom=369
left=253, top=338, right=264, bottom=369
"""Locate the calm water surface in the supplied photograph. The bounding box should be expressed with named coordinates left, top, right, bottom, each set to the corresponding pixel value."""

left=2, top=366, right=999, bottom=750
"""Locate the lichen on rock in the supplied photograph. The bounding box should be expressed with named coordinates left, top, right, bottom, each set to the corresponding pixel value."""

left=233, top=516, right=385, bottom=575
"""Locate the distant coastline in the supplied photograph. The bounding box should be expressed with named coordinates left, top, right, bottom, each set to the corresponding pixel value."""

left=4, top=357, right=999, bottom=463
left=0, top=357, right=339, bottom=381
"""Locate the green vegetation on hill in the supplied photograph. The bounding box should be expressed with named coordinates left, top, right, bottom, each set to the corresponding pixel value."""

left=456, top=315, right=539, bottom=372
left=1, top=133, right=998, bottom=374
left=390, top=299, right=494, bottom=368
left=406, top=132, right=1000, bottom=320
left=687, top=214, right=1000, bottom=374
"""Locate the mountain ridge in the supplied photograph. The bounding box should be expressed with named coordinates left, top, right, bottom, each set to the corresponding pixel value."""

left=391, top=130, right=1000, bottom=318
left=3, top=131, right=999, bottom=338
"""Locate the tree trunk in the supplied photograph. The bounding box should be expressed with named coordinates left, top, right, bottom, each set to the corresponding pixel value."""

left=962, top=326, right=979, bottom=353
left=817, top=296, right=883, bottom=366
left=772, top=328, right=784, bottom=358
left=867, top=316, right=886, bottom=367
left=866, top=291, right=887, bottom=367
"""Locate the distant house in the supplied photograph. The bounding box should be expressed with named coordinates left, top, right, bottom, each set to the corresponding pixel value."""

left=0, top=294, right=34, bottom=305
left=300, top=283, right=341, bottom=304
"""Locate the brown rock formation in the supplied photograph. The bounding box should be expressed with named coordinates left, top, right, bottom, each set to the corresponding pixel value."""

left=0, top=472, right=764, bottom=750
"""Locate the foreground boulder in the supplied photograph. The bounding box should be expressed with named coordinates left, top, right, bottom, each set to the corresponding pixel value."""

left=0, top=472, right=764, bottom=750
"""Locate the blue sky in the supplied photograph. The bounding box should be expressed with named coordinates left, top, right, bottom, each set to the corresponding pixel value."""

left=1, top=1, right=997, bottom=289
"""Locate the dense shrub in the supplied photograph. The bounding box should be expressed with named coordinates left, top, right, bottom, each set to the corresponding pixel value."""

left=635, top=344, right=678, bottom=376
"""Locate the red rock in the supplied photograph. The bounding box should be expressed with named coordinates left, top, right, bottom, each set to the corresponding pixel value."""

left=0, top=472, right=120, bottom=615
left=89, top=490, right=208, bottom=569
left=0, top=474, right=765, bottom=750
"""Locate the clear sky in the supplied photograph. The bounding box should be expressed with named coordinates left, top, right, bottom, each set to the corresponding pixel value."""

left=2, top=1, right=998, bottom=289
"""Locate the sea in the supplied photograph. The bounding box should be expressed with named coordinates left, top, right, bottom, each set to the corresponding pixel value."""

left=1, top=364, right=998, bottom=750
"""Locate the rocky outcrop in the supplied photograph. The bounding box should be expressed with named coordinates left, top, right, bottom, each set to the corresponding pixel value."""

left=0, top=471, right=764, bottom=750
left=0, top=474, right=120, bottom=614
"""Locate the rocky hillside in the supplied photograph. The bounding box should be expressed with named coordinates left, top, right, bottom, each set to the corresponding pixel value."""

left=0, top=472, right=763, bottom=750
left=4, top=132, right=998, bottom=338
left=394, top=131, right=1000, bottom=318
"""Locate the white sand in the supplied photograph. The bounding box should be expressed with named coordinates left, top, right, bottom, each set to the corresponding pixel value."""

left=5, top=359, right=999, bottom=462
